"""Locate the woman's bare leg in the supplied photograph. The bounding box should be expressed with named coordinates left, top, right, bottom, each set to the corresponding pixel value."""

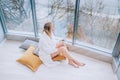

left=51, top=47, right=85, bottom=68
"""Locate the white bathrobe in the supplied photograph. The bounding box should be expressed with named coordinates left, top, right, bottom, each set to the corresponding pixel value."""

left=38, top=32, right=60, bottom=67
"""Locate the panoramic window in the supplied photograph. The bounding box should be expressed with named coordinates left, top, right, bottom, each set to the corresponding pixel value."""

left=0, top=0, right=120, bottom=52
left=0, top=0, right=34, bottom=35
left=76, top=0, right=120, bottom=51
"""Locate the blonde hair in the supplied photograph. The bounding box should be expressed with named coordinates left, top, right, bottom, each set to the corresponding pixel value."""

left=43, top=22, right=52, bottom=35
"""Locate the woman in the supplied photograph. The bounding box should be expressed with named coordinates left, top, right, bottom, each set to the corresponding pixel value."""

left=38, top=22, right=85, bottom=68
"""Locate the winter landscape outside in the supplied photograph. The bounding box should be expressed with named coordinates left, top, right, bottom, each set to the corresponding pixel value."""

left=0, top=0, right=120, bottom=51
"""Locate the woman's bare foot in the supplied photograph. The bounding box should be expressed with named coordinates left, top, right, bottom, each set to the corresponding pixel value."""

left=68, top=59, right=85, bottom=68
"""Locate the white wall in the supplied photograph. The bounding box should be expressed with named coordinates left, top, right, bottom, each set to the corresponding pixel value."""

left=0, top=21, right=4, bottom=42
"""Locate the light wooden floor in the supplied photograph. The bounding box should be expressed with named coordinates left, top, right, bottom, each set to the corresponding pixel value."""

left=0, top=40, right=117, bottom=80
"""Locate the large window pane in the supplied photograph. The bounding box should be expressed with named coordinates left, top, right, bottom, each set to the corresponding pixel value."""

left=76, top=0, right=120, bottom=51
left=35, top=0, right=75, bottom=41
left=0, top=0, right=34, bottom=35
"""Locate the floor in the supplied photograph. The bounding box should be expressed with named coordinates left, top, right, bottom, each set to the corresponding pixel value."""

left=0, top=40, right=117, bottom=80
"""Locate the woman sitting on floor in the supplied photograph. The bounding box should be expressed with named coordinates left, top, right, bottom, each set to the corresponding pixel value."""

left=38, top=22, right=85, bottom=68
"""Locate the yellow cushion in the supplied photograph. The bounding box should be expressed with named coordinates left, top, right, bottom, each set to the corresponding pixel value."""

left=17, top=45, right=66, bottom=72
left=16, top=53, right=42, bottom=72
left=17, top=45, right=42, bottom=72
left=52, top=53, right=66, bottom=61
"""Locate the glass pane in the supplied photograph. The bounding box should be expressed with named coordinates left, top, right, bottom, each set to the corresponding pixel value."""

left=76, top=0, right=120, bottom=52
left=35, top=0, right=75, bottom=42
left=80, top=0, right=119, bottom=15
left=0, top=0, right=34, bottom=35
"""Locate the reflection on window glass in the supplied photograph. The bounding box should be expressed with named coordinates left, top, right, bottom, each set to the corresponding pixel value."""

left=77, top=0, right=120, bottom=51
left=35, top=0, right=75, bottom=41
left=0, top=0, right=34, bottom=35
